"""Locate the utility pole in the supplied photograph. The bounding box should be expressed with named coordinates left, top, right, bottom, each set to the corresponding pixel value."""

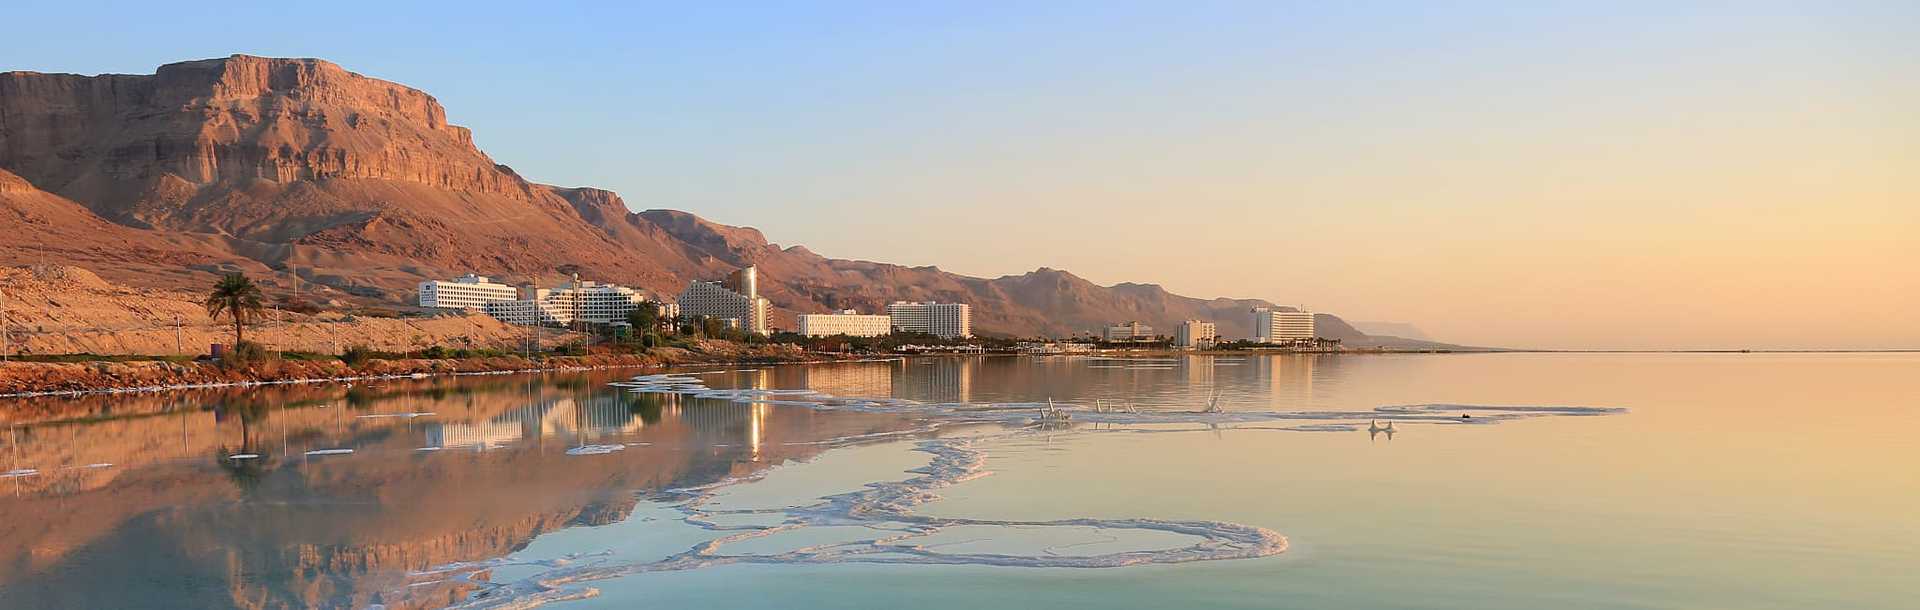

left=174, top=313, right=183, bottom=356
left=1, top=289, right=8, bottom=362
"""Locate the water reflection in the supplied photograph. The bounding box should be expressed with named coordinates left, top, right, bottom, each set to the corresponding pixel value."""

left=0, top=355, right=1405, bottom=610
left=0, top=370, right=914, bottom=610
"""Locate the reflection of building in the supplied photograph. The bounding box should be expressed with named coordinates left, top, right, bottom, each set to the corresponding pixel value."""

left=893, top=358, right=973, bottom=403
left=419, top=274, right=519, bottom=309
left=798, top=311, right=893, bottom=337
left=426, top=419, right=524, bottom=448
left=678, top=266, right=770, bottom=334
left=1254, top=308, right=1316, bottom=343
left=1103, top=321, right=1155, bottom=342
left=424, top=394, right=647, bottom=448
left=887, top=301, right=972, bottom=339
left=800, top=363, right=896, bottom=398
left=1186, top=356, right=1216, bottom=386
left=1259, top=354, right=1318, bottom=408
left=1176, top=320, right=1217, bottom=349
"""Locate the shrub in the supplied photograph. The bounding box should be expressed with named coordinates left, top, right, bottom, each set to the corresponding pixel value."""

left=421, top=345, right=448, bottom=359
left=223, top=341, right=271, bottom=368
left=340, top=345, right=375, bottom=367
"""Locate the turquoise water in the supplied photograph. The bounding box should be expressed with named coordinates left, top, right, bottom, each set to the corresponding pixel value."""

left=2, top=353, right=1915, bottom=608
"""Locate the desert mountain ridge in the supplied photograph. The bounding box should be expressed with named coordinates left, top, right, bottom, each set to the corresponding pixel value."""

left=0, top=54, right=1444, bottom=345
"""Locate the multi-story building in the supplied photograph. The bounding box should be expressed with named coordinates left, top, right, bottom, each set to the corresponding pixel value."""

left=483, top=292, right=573, bottom=326
left=797, top=310, right=893, bottom=337
left=1175, top=320, right=1217, bottom=349
left=479, top=276, right=650, bottom=327
left=546, top=277, right=643, bottom=325
left=418, top=274, right=519, bottom=309
left=677, top=266, right=770, bottom=335
left=886, top=301, right=972, bottom=339
left=1103, top=321, right=1156, bottom=342
left=1253, top=308, right=1316, bottom=343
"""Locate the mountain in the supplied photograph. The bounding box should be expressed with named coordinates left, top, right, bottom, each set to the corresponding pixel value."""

left=0, top=54, right=1409, bottom=343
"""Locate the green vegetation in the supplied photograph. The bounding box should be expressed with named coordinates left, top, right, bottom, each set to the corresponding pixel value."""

left=223, top=340, right=270, bottom=368
left=203, top=272, right=266, bottom=349
left=340, top=345, right=375, bottom=367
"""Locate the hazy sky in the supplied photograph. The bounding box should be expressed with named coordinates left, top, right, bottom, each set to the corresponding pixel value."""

left=5, top=2, right=1915, bottom=349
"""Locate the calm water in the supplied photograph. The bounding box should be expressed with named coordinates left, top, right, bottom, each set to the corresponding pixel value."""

left=1, top=353, right=1914, bottom=609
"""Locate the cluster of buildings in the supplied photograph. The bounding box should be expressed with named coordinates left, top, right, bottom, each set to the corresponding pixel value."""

left=797, top=301, right=972, bottom=339
left=419, top=268, right=1319, bottom=350
left=1104, top=308, right=1315, bottom=350
left=418, top=273, right=675, bottom=327
left=418, top=267, right=970, bottom=339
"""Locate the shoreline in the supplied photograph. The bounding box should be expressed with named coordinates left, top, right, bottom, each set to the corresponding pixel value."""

left=0, top=346, right=875, bottom=400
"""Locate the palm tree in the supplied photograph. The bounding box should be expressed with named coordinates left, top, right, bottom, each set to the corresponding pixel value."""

left=204, top=272, right=266, bottom=348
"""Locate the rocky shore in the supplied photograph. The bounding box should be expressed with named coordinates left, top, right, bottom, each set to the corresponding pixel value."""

left=0, top=341, right=849, bottom=398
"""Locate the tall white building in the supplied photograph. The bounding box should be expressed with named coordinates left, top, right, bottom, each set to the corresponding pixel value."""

left=1103, top=321, right=1155, bottom=342
left=1253, top=308, right=1316, bottom=343
left=678, top=266, right=770, bottom=335
left=797, top=310, right=893, bottom=337
left=1175, top=320, right=1217, bottom=349
left=887, top=301, right=972, bottom=339
left=418, top=274, right=519, bottom=309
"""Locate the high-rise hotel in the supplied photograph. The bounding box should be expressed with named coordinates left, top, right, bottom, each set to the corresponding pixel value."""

left=1253, top=307, right=1316, bottom=343
left=678, top=266, right=771, bottom=335
left=886, top=301, right=972, bottom=339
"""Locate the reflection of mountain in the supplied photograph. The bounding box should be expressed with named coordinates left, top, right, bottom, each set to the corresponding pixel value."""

left=0, top=372, right=913, bottom=610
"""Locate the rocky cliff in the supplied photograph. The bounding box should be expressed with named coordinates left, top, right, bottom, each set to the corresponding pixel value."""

left=0, top=55, right=1410, bottom=342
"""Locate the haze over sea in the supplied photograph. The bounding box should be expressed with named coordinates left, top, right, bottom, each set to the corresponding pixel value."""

left=2, top=353, right=1912, bottom=609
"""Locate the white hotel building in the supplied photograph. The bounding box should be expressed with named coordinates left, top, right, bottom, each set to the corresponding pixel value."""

left=887, top=301, right=972, bottom=339
left=797, top=311, right=893, bottom=337
left=480, top=275, right=649, bottom=327
left=1175, top=320, right=1217, bottom=349
left=678, top=266, right=770, bottom=335
left=418, top=274, right=519, bottom=309
left=1103, top=321, right=1155, bottom=342
left=547, top=279, right=645, bottom=325
left=1253, top=308, right=1316, bottom=343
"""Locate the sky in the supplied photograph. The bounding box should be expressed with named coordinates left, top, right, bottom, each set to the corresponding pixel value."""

left=4, top=1, right=1916, bottom=349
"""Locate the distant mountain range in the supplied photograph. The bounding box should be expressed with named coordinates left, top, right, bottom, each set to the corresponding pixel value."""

left=0, top=55, right=1445, bottom=345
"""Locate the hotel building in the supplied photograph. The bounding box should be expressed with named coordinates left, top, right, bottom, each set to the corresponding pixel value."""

left=1103, top=321, right=1156, bottom=342
left=480, top=275, right=649, bottom=327
left=886, top=301, right=972, bottom=339
left=678, top=266, right=770, bottom=335
left=546, top=278, right=645, bottom=325
left=797, top=310, right=893, bottom=337
left=1253, top=308, right=1316, bottom=343
left=1175, top=320, right=1218, bottom=349
left=483, top=294, right=573, bottom=326
left=418, top=274, right=519, bottom=309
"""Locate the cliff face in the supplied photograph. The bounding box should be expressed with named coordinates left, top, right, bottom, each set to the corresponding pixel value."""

left=0, top=55, right=1394, bottom=342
